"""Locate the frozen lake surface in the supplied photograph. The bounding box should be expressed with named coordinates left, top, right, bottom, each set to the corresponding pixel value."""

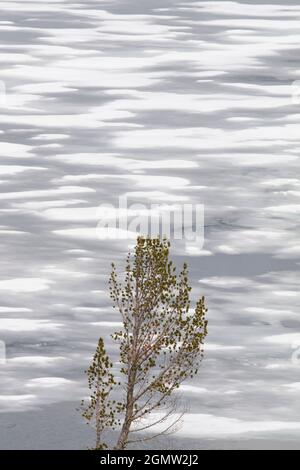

left=0, top=0, right=299, bottom=449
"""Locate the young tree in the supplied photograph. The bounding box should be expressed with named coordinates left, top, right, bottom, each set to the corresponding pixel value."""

left=81, top=338, right=119, bottom=449
left=82, top=237, right=208, bottom=450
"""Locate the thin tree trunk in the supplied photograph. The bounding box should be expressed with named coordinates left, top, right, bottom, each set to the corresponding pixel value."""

left=116, top=278, right=140, bottom=450
left=95, top=381, right=101, bottom=449
left=115, top=368, right=136, bottom=449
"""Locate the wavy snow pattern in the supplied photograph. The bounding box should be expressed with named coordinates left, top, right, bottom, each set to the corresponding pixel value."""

left=0, top=0, right=299, bottom=444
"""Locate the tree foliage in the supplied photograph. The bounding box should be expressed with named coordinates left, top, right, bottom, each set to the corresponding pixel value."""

left=82, top=237, right=208, bottom=450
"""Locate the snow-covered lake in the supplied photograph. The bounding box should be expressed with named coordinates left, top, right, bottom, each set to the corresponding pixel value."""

left=0, top=0, right=299, bottom=449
